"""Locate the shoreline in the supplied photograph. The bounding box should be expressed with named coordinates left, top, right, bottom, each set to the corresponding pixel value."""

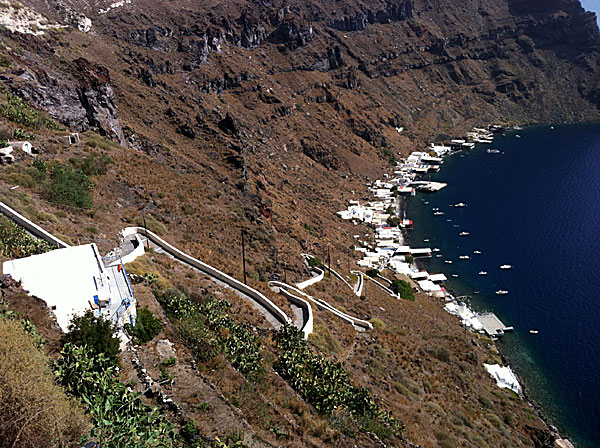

left=398, top=130, right=577, bottom=447
left=402, top=192, right=565, bottom=440
left=339, top=124, right=577, bottom=447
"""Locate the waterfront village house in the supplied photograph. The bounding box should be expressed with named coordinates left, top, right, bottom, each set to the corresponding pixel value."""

left=3, top=243, right=136, bottom=340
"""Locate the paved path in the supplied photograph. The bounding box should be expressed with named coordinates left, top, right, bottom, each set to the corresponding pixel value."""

left=123, top=233, right=290, bottom=331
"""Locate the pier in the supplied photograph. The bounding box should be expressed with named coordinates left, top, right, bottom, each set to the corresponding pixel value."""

left=478, top=312, right=513, bottom=338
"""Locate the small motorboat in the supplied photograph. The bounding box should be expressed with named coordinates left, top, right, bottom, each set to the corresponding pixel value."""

left=478, top=271, right=488, bottom=275
left=451, top=274, right=459, bottom=278
left=434, top=211, right=445, bottom=216
left=424, top=239, right=430, bottom=242
left=459, top=255, right=470, bottom=260
left=496, top=290, right=508, bottom=295
left=447, top=219, right=452, bottom=222
left=459, top=231, right=470, bottom=236
left=432, top=207, right=439, bottom=211
left=454, top=224, right=460, bottom=228
left=515, top=134, right=521, bottom=138
left=454, top=202, right=467, bottom=208
left=445, top=260, right=453, bottom=264
left=529, top=330, right=539, bottom=334
left=433, top=248, right=440, bottom=252
left=486, top=149, right=501, bottom=154
left=500, top=264, right=512, bottom=270
left=473, top=250, right=482, bottom=255
left=435, top=254, right=442, bottom=258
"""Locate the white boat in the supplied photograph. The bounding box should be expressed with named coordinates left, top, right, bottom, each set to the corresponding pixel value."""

left=432, top=207, right=439, bottom=211
left=500, top=264, right=512, bottom=270
left=530, top=330, right=539, bottom=334
left=486, top=149, right=500, bottom=154
left=459, top=231, right=470, bottom=236
left=445, top=260, right=453, bottom=264
left=434, top=211, right=444, bottom=216
left=454, top=202, right=467, bottom=208
left=478, top=271, right=488, bottom=275
left=474, top=250, right=482, bottom=255
left=496, top=290, right=508, bottom=295
left=459, top=255, right=470, bottom=260
left=435, top=254, right=442, bottom=258
left=433, top=248, right=440, bottom=252
left=453, top=224, right=460, bottom=228
left=424, top=239, right=430, bottom=242
left=515, top=134, right=521, bottom=139
left=451, top=274, right=459, bottom=278
left=446, top=219, right=452, bottom=222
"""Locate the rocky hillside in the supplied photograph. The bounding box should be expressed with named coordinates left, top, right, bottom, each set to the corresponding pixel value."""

left=0, top=0, right=598, bottom=447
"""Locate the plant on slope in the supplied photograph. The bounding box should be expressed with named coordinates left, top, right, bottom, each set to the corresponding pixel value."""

left=391, top=279, right=415, bottom=301
left=0, top=319, right=87, bottom=448
left=63, top=310, right=121, bottom=367
left=0, top=215, right=54, bottom=258
left=156, top=289, right=264, bottom=380
left=55, top=343, right=178, bottom=448
left=273, top=325, right=401, bottom=438
left=125, top=307, right=163, bottom=344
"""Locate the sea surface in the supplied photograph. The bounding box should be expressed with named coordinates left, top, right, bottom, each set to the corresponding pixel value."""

left=405, top=124, right=600, bottom=447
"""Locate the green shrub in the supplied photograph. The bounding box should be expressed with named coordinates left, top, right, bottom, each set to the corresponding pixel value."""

left=274, top=325, right=400, bottom=437
left=55, top=343, right=178, bottom=447
left=0, top=84, right=63, bottom=130
left=70, top=152, right=113, bottom=176
left=308, top=256, right=322, bottom=267
left=386, top=216, right=401, bottom=227
left=155, top=289, right=264, bottom=380
left=0, top=215, right=54, bottom=258
left=391, top=279, right=415, bottom=301
left=43, top=162, right=93, bottom=209
left=304, top=223, right=316, bottom=236
left=366, top=268, right=380, bottom=278
left=13, top=128, right=34, bottom=140
left=125, top=307, right=163, bottom=344
left=63, top=310, right=121, bottom=367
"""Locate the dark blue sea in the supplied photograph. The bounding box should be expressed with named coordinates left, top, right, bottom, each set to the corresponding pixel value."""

left=405, top=124, right=600, bottom=447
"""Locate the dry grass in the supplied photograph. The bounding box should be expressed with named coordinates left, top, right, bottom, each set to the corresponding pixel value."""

left=0, top=319, right=88, bottom=447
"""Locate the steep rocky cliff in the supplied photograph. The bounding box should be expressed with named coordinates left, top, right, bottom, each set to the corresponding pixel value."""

left=0, top=0, right=598, bottom=446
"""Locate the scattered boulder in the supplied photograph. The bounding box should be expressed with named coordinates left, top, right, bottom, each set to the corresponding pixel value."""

left=218, top=113, right=240, bottom=135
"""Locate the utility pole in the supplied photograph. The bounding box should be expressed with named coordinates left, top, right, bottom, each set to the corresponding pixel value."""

left=143, top=215, right=149, bottom=250
left=241, top=229, right=247, bottom=285
left=363, top=274, right=367, bottom=300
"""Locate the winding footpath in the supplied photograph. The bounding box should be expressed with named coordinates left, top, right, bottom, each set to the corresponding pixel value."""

left=0, top=201, right=378, bottom=339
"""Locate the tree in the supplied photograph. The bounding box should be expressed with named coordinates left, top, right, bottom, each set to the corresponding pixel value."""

left=391, top=280, right=415, bottom=301
left=63, top=310, right=121, bottom=366
left=386, top=216, right=401, bottom=227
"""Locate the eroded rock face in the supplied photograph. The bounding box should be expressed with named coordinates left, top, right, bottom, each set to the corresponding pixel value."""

left=1, top=56, right=124, bottom=144
left=269, top=20, right=313, bottom=49
left=72, top=58, right=124, bottom=143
